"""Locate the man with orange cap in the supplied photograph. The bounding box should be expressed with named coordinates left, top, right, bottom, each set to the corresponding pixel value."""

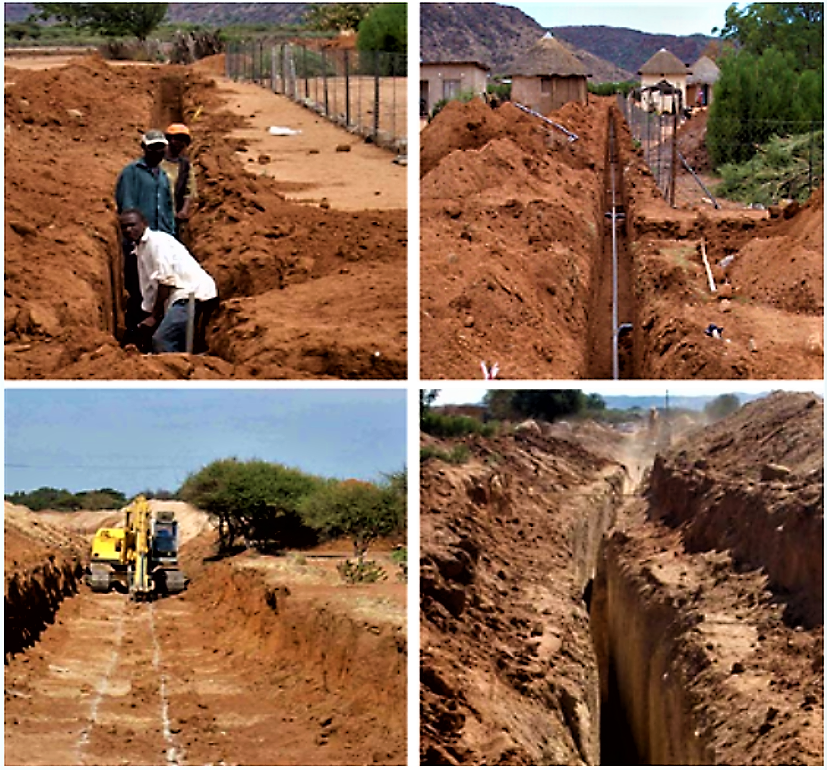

left=162, top=123, right=198, bottom=241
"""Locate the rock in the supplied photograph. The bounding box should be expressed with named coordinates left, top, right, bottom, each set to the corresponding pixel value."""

left=66, top=108, right=83, bottom=119
left=308, top=148, right=320, bottom=155
left=718, top=283, right=734, bottom=300
left=464, top=316, right=474, bottom=328
left=720, top=299, right=732, bottom=312
left=782, top=200, right=800, bottom=219
left=28, top=305, right=60, bottom=337
left=760, top=463, right=792, bottom=482
left=768, top=204, right=782, bottom=219
left=257, top=154, right=271, bottom=164
left=9, top=220, right=36, bottom=238
left=749, top=338, right=758, bottom=353
left=805, top=333, right=823, bottom=356
left=335, top=144, right=351, bottom=152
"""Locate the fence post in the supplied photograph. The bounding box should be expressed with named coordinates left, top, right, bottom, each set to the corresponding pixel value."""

left=344, top=49, right=351, bottom=127
left=809, top=120, right=815, bottom=195
left=373, top=50, right=380, bottom=142
left=322, top=50, right=329, bottom=117
left=303, top=46, right=309, bottom=98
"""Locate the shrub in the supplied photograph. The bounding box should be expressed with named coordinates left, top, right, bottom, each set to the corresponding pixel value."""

left=420, top=411, right=495, bottom=438
left=420, top=444, right=471, bottom=465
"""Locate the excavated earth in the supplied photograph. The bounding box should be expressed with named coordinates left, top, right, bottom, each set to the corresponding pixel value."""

left=5, top=502, right=406, bottom=765
left=420, top=97, right=823, bottom=379
left=4, top=54, right=406, bottom=379
left=420, top=392, right=823, bottom=765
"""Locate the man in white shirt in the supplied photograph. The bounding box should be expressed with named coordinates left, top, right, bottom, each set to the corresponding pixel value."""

left=119, top=208, right=218, bottom=353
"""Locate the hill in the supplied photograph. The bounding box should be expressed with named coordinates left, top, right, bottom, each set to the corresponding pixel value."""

left=5, top=3, right=309, bottom=26
left=551, top=25, right=713, bottom=73
left=420, top=2, right=630, bottom=81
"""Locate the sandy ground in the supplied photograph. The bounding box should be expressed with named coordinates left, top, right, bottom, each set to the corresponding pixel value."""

left=5, top=504, right=406, bottom=766
left=214, top=76, right=406, bottom=211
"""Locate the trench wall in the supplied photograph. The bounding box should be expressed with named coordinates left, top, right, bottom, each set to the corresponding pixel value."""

left=5, top=557, right=85, bottom=662
left=592, top=537, right=714, bottom=764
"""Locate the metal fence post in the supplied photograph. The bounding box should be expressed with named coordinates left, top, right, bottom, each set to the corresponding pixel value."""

left=373, top=50, right=380, bottom=142
left=344, top=49, right=351, bottom=127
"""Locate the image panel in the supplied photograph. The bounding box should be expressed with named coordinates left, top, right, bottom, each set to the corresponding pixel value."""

left=5, top=2, right=407, bottom=380
left=419, top=3, right=823, bottom=380
left=5, top=388, right=407, bottom=765
left=420, top=385, right=823, bottom=764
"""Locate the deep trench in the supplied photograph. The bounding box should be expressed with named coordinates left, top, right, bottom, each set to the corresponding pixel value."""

left=107, top=74, right=196, bottom=345
left=586, top=107, right=637, bottom=380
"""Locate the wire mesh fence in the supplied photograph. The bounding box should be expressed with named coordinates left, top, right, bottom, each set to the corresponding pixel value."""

left=225, top=40, right=407, bottom=153
left=617, top=93, right=823, bottom=206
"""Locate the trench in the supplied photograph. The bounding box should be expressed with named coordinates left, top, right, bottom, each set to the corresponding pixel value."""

left=106, top=73, right=215, bottom=352
left=586, top=107, right=637, bottom=380
left=572, top=469, right=709, bottom=765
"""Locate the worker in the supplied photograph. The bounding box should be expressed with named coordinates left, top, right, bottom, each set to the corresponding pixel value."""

left=119, top=209, right=217, bottom=354
left=161, top=123, right=198, bottom=242
left=115, top=130, right=176, bottom=338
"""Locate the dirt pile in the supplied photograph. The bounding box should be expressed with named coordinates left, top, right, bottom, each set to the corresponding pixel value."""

left=420, top=427, right=627, bottom=764
left=5, top=55, right=406, bottom=379
left=596, top=391, right=823, bottom=764
left=420, top=99, right=609, bottom=379
left=620, top=115, right=824, bottom=380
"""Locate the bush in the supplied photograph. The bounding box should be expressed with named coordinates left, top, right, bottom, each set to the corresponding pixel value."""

left=714, top=129, right=823, bottom=204
left=299, top=478, right=405, bottom=560
left=178, top=458, right=323, bottom=553
left=420, top=411, right=495, bottom=438
left=5, top=486, right=126, bottom=512
left=337, top=558, right=387, bottom=583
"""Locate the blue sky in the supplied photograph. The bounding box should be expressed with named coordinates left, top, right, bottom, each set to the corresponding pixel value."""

left=506, top=1, right=735, bottom=37
left=4, top=389, right=407, bottom=496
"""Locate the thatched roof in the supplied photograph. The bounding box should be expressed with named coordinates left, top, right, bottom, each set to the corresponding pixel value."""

left=688, top=55, right=720, bottom=85
left=639, top=48, right=687, bottom=76
left=507, top=33, right=589, bottom=78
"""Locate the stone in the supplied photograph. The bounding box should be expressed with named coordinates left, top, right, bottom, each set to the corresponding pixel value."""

left=760, top=463, right=792, bottom=482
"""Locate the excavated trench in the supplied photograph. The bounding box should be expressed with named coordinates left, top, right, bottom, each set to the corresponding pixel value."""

left=575, top=472, right=708, bottom=765
left=587, top=107, right=637, bottom=380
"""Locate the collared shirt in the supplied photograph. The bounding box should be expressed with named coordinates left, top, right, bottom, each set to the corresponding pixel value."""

left=136, top=228, right=217, bottom=312
left=115, top=159, right=175, bottom=235
left=160, top=157, right=198, bottom=207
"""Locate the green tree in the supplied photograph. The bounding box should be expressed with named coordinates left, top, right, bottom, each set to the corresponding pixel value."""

left=704, top=393, right=741, bottom=421
left=299, top=478, right=405, bottom=560
left=707, top=47, right=822, bottom=167
left=357, top=2, right=406, bottom=53
left=303, top=3, right=375, bottom=32
left=178, top=458, right=322, bottom=552
left=34, top=3, right=168, bottom=40
left=716, top=3, right=823, bottom=71
left=420, top=389, right=439, bottom=418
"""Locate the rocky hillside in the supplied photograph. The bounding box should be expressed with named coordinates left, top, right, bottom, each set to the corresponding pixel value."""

left=552, top=25, right=713, bottom=74
left=420, top=2, right=715, bottom=81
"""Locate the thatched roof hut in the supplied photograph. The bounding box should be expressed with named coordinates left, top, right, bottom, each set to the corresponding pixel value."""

left=507, top=33, right=589, bottom=113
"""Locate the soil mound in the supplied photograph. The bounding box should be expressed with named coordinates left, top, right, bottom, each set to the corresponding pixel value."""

left=649, top=391, right=823, bottom=627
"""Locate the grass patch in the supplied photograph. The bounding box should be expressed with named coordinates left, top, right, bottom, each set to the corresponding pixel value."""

left=420, top=444, right=471, bottom=465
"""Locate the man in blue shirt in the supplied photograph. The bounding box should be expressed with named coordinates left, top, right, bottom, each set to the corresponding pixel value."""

left=115, top=130, right=176, bottom=342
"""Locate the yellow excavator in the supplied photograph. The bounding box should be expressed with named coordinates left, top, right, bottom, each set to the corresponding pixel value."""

left=87, top=495, right=187, bottom=599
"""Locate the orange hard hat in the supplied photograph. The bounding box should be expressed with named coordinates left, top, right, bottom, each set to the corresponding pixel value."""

left=165, top=123, right=191, bottom=141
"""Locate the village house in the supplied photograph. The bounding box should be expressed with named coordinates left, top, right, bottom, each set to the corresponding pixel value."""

left=638, top=48, right=688, bottom=113
left=507, top=33, right=590, bottom=114
left=420, top=60, right=490, bottom=116
left=686, top=55, right=720, bottom=108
